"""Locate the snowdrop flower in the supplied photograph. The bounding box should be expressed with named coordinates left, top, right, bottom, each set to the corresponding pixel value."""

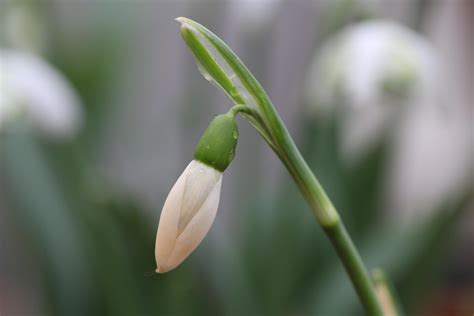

left=305, top=20, right=440, bottom=162
left=155, top=111, right=238, bottom=273
left=0, top=49, right=82, bottom=139
left=306, top=20, right=471, bottom=223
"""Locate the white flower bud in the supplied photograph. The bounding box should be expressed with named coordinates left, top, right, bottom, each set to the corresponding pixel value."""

left=155, top=160, right=222, bottom=273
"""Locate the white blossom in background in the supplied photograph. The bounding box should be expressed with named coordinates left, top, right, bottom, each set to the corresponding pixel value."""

left=0, top=49, right=83, bottom=139
left=155, top=160, right=222, bottom=273
left=305, top=20, right=472, bottom=223
left=306, top=20, right=440, bottom=162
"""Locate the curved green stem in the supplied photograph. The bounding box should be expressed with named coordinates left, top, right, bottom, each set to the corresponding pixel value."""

left=229, top=104, right=279, bottom=153
left=229, top=104, right=260, bottom=117
left=177, top=17, right=383, bottom=315
left=275, top=122, right=383, bottom=316
left=322, top=223, right=384, bottom=315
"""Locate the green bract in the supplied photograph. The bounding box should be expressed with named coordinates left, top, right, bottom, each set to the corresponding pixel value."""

left=194, top=112, right=238, bottom=172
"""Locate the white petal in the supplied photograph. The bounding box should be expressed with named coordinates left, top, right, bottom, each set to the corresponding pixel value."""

left=164, top=174, right=222, bottom=272
left=155, top=160, right=222, bottom=273
left=178, top=160, right=221, bottom=234
left=155, top=162, right=189, bottom=270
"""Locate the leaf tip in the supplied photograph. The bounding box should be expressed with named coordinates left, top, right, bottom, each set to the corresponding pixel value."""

left=175, top=17, right=189, bottom=25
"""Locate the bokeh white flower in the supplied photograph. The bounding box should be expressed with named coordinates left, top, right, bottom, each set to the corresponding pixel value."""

left=306, top=20, right=440, bottom=162
left=305, top=20, right=472, bottom=223
left=0, top=49, right=83, bottom=139
left=155, top=160, right=222, bottom=273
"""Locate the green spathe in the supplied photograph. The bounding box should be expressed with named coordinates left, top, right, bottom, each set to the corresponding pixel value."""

left=194, top=112, right=238, bottom=172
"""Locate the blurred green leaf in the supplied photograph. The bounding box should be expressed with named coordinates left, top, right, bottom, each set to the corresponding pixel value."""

left=2, top=126, right=91, bottom=316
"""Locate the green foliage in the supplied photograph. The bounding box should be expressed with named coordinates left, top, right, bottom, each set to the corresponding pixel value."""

left=2, top=2, right=470, bottom=316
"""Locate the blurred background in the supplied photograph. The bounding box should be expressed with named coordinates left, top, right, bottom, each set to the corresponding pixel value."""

left=1, top=0, right=473, bottom=315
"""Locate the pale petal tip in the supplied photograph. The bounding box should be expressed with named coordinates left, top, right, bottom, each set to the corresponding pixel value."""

left=156, top=266, right=167, bottom=273
left=176, top=17, right=195, bottom=33
left=175, top=17, right=187, bottom=24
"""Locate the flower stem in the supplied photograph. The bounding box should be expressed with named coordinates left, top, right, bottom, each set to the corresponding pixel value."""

left=276, top=125, right=383, bottom=316
left=229, top=104, right=259, bottom=117
left=325, top=223, right=384, bottom=315
left=177, top=17, right=383, bottom=315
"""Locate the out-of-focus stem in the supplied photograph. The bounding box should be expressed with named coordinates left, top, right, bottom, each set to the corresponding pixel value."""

left=372, top=269, right=404, bottom=316
left=275, top=123, right=383, bottom=316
